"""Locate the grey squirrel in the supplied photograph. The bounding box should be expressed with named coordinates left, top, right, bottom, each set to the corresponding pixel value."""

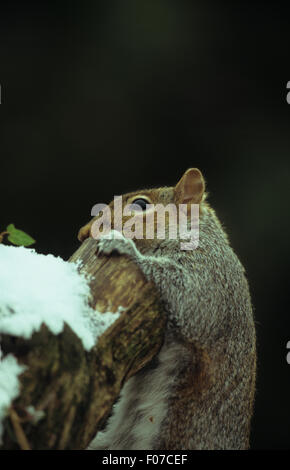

left=78, top=168, right=256, bottom=450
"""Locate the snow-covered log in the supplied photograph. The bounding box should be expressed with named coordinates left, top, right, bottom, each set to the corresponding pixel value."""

left=0, top=237, right=166, bottom=449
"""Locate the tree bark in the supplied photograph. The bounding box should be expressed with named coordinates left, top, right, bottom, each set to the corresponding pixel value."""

left=0, top=238, right=166, bottom=450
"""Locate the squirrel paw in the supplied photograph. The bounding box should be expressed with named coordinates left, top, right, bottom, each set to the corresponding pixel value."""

left=96, top=230, right=139, bottom=259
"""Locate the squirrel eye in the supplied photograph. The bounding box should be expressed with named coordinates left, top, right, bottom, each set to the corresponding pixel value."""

left=131, top=198, right=149, bottom=211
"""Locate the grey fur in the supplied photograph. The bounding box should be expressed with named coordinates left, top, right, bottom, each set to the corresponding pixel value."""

left=88, top=190, right=256, bottom=450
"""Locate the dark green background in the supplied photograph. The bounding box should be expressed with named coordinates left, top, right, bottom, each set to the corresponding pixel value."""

left=1, top=1, right=290, bottom=449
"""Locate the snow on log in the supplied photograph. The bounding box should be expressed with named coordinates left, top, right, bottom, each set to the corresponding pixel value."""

left=0, top=237, right=166, bottom=449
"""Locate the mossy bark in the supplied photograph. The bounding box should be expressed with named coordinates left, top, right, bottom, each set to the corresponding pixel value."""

left=0, top=238, right=166, bottom=449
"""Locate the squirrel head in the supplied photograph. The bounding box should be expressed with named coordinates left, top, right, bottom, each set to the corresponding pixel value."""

left=78, top=168, right=206, bottom=249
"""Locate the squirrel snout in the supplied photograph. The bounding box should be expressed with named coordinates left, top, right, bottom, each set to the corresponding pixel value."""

left=78, top=223, right=92, bottom=242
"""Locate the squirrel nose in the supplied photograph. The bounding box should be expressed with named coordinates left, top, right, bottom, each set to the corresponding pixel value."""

left=78, top=223, right=92, bottom=242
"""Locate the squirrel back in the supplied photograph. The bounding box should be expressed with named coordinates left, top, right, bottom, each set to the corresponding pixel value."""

left=80, top=168, right=256, bottom=450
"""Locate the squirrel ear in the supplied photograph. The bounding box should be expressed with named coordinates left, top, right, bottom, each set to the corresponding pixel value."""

left=175, top=168, right=205, bottom=204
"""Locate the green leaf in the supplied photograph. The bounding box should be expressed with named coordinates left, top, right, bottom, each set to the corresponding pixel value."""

left=6, top=224, right=36, bottom=247
left=6, top=223, right=15, bottom=232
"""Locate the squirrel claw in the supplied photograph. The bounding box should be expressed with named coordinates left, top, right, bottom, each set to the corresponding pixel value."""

left=96, top=231, right=137, bottom=259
